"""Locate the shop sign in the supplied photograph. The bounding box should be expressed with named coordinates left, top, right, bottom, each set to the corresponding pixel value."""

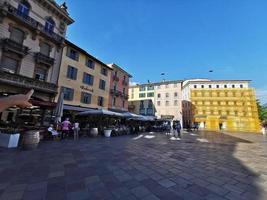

left=80, top=85, right=94, bottom=93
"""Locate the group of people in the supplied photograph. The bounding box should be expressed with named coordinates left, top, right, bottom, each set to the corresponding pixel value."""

left=47, top=118, right=80, bottom=140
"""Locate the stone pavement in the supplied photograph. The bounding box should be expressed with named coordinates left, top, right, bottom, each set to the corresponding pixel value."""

left=0, top=131, right=267, bottom=200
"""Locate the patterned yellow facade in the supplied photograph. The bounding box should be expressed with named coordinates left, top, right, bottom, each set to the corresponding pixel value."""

left=191, top=88, right=260, bottom=133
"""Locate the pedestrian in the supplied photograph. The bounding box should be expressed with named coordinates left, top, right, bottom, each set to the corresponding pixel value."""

left=73, top=122, right=80, bottom=140
left=61, top=118, right=71, bottom=139
left=176, top=121, right=182, bottom=138
left=172, top=122, right=177, bottom=137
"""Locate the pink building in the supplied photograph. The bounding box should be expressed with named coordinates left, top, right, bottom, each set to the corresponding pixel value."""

left=108, top=63, right=132, bottom=112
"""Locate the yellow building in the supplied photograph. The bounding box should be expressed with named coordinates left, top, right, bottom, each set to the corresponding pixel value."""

left=182, top=80, right=260, bottom=133
left=57, top=40, right=113, bottom=112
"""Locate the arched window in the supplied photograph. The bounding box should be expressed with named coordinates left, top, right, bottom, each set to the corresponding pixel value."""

left=44, top=17, right=55, bottom=34
left=17, top=0, right=30, bottom=17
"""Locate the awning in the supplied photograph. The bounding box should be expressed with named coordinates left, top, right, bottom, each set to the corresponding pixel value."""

left=77, top=108, right=123, bottom=117
left=63, top=105, right=92, bottom=112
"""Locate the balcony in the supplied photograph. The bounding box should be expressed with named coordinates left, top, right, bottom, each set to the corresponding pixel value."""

left=0, top=71, right=57, bottom=94
left=110, top=89, right=122, bottom=97
left=122, top=93, right=129, bottom=100
left=2, top=3, right=64, bottom=44
left=1, top=38, right=29, bottom=57
left=35, top=53, right=55, bottom=66
left=122, top=79, right=128, bottom=86
left=113, top=75, right=119, bottom=82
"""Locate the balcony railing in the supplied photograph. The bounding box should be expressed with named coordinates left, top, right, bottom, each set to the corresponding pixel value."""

left=110, top=89, right=122, bottom=97
left=0, top=71, right=57, bottom=94
left=35, top=53, right=55, bottom=66
left=3, top=3, right=64, bottom=44
left=6, top=3, right=39, bottom=29
left=1, top=38, right=29, bottom=56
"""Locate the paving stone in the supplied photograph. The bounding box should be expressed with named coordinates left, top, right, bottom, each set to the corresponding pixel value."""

left=0, top=190, right=24, bottom=200
left=67, top=190, right=89, bottom=200
left=158, top=179, right=176, bottom=188
left=111, top=187, right=131, bottom=199
left=131, top=186, right=151, bottom=198
left=141, top=194, right=160, bottom=200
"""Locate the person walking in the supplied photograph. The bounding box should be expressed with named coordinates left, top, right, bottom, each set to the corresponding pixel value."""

left=73, top=122, right=80, bottom=140
left=61, top=118, right=71, bottom=139
left=176, top=121, right=182, bottom=139
left=172, top=122, right=177, bottom=137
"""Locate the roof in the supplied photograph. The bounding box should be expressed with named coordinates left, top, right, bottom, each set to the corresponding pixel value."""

left=129, top=80, right=183, bottom=88
left=65, top=40, right=113, bottom=70
left=182, top=79, right=251, bottom=88
left=108, top=63, right=132, bottom=78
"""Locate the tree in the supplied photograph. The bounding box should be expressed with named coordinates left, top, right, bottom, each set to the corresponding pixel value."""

left=257, top=100, right=267, bottom=126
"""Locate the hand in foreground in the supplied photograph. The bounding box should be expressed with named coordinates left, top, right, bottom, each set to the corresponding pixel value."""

left=10, top=89, right=34, bottom=108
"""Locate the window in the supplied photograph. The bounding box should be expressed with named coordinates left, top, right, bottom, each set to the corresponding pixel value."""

left=113, top=84, right=117, bottom=91
left=101, top=67, right=107, bottom=76
left=67, top=66, right=77, bottom=80
left=44, top=17, right=55, bottom=34
left=99, top=79, right=106, bottom=90
left=148, top=100, right=153, bottom=108
left=201, top=85, right=204, bottom=88
left=97, top=96, right=104, bottom=106
left=140, top=86, right=146, bottom=91
left=113, top=97, right=116, bottom=106
left=240, top=84, right=243, bottom=88
left=166, top=93, right=169, bottom=98
left=1, top=56, right=19, bottom=73
left=35, top=65, right=48, bottom=81
left=83, top=73, right=94, bottom=85
left=174, top=92, right=178, bottom=97
left=122, top=100, right=125, bottom=108
left=10, top=27, right=24, bottom=44
left=157, top=93, right=161, bottom=98
left=216, top=85, right=219, bottom=88
left=123, top=88, right=126, bottom=94
left=194, top=85, right=197, bottom=88
left=174, top=100, right=178, bottom=106
left=165, top=101, right=169, bottom=106
left=123, top=75, right=126, bottom=81
left=224, top=85, right=227, bottom=88
left=139, top=93, right=146, bottom=98
left=17, top=1, right=30, bottom=17
left=232, top=85, right=235, bottom=88
left=131, top=94, right=134, bottom=99
left=86, top=59, right=94, bottom=69
left=40, top=42, right=50, bottom=56
left=62, top=87, right=74, bottom=101
left=67, top=48, right=79, bottom=61
left=209, top=85, right=212, bottom=88
left=147, top=92, right=154, bottom=97
left=147, top=85, right=154, bottom=90
left=81, top=92, right=91, bottom=104
left=157, top=101, right=160, bottom=106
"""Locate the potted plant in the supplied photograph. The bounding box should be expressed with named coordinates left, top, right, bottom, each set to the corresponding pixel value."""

left=104, top=127, right=112, bottom=137
left=0, top=127, right=20, bottom=148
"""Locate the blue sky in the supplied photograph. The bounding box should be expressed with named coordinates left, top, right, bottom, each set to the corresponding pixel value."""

left=58, top=0, right=267, bottom=103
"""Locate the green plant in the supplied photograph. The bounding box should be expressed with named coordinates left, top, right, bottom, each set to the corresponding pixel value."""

left=257, top=100, right=267, bottom=126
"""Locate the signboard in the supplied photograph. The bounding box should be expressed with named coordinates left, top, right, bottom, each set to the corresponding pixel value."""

left=80, top=85, right=94, bottom=93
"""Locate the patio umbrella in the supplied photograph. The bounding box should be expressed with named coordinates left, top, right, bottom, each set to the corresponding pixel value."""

left=121, top=112, right=140, bottom=119
left=77, top=108, right=123, bottom=117
left=54, top=90, right=64, bottom=123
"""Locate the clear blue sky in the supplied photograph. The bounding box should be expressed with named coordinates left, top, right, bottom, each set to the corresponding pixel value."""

left=58, top=0, right=267, bottom=103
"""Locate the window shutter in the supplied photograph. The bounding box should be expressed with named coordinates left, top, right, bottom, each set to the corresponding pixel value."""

left=1, top=56, right=18, bottom=73
left=10, top=28, right=24, bottom=44
left=40, top=42, right=50, bottom=56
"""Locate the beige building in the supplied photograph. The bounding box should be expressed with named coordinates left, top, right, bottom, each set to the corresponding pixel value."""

left=57, top=40, right=113, bottom=112
left=0, top=0, right=73, bottom=125
left=128, top=80, right=183, bottom=124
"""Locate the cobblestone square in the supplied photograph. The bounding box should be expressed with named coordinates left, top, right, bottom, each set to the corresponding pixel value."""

left=1, top=131, right=267, bottom=200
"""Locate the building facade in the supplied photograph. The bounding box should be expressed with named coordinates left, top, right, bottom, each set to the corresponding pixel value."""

left=182, top=79, right=260, bottom=132
left=128, top=80, right=183, bottom=123
left=128, top=83, right=156, bottom=116
left=57, top=40, right=113, bottom=112
left=108, top=63, right=132, bottom=112
left=0, top=0, right=73, bottom=125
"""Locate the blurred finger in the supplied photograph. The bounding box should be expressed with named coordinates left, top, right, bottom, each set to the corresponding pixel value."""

left=26, top=89, right=34, bottom=99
